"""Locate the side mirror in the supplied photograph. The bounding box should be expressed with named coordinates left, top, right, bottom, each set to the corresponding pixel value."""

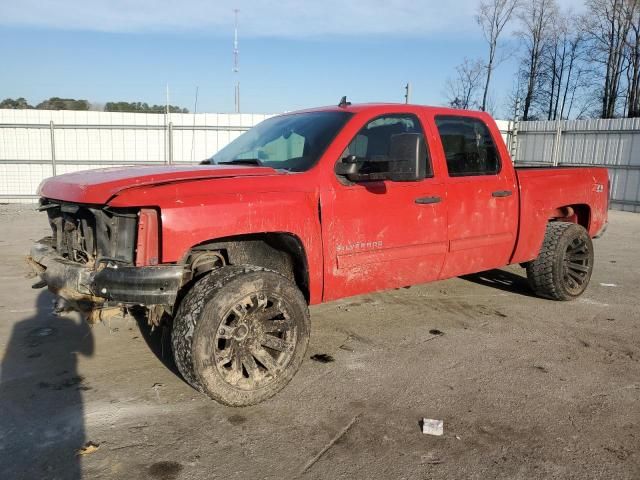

left=387, top=133, right=427, bottom=182
left=335, top=155, right=360, bottom=176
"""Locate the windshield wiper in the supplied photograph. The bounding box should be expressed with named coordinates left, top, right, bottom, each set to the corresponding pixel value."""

left=217, top=158, right=263, bottom=166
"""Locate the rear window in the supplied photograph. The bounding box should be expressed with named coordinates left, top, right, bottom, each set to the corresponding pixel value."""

left=435, top=116, right=500, bottom=176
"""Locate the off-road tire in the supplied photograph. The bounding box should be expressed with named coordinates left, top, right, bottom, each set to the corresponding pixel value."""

left=526, top=222, right=594, bottom=301
left=171, top=265, right=310, bottom=406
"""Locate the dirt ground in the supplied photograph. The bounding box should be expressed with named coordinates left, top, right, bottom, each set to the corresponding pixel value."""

left=0, top=204, right=638, bottom=480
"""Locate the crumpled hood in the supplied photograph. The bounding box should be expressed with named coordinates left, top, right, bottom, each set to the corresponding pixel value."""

left=37, top=164, right=279, bottom=204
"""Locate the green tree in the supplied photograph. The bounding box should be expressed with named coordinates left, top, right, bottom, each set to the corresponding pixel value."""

left=36, top=97, right=90, bottom=110
left=0, top=97, right=33, bottom=109
left=104, top=101, right=188, bottom=113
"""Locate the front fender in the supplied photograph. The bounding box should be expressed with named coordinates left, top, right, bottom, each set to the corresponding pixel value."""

left=110, top=182, right=324, bottom=304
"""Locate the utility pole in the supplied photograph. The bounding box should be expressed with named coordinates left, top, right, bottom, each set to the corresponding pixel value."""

left=404, top=82, right=411, bottom=104
left=165, top=83, right=170, bottom=116
left=233, top=9, right=240, bottom=113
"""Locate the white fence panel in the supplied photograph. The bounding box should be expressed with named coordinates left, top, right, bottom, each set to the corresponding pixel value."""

left=0, top=109, right=274, bottom=202
left=516, top=118, right=640, bottom=213
left=1, top=111, right=638, bottom=212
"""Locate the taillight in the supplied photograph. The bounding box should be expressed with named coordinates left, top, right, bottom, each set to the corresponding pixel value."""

left=136, top=208, right=159, bottom=266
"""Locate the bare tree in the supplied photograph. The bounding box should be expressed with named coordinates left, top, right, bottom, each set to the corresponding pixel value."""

left=484, top=90, right=499, bottom=116
left=583, top=0, right=639, bottom=118
left=536, top=14, right=589, bottom=120
left=504, top=76, right=525, bottom=120
left=559, top=31, right=592, bottom=119
left=476, top=0, right=520, bottom=112
left=445, top=58, right=485, bottom=109
left=516, top=0, right=557, bottom=119
left=625, top=6, right=640, bottom=116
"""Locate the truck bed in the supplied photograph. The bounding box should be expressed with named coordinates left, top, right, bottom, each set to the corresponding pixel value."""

left=511, top=166, right=609, bottom=264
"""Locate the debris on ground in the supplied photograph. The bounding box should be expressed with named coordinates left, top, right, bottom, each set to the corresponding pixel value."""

left=416, top=329, right=446, bottom=345
left=422, top=419, right=444, bottom=436
left=152, top=382, right=164, bottom=400
left=421, top=454, right=444, bottom=464
left=600, top=283, right=617, bottom=287
left=310, top=353, right=334, bottom=363
left=76, top=441, right=100, bottom=456
left=300, top=413, right=361, bottom=474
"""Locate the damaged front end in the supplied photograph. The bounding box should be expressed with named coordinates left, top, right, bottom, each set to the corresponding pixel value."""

left=27, top=199, right=184, bottom=324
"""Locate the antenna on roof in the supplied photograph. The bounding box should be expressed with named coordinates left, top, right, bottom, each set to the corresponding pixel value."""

left=338, top=96, right=351, bottom=108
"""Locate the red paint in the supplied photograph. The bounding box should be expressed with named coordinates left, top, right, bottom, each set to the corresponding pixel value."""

left=136, top=208, right=159, bottom=266
left=37, top=164, right=278, bottom=204
left=38, top=104, right=609, bottom=305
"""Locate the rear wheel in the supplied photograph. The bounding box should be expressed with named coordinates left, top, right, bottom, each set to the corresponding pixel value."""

left=172, top=265, right=310, bottom=406
left=526, top=222, right=594, bottom=301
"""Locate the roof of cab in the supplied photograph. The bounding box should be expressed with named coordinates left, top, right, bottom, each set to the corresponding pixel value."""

left=283, top=102, right=491, bottom=118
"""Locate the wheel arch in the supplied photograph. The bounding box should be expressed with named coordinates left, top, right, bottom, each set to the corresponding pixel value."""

left=548, top=203, right=591, bottom=231
left=511, top=203, right=593, bottom=265
left=182, top=232, right=311, bottom=303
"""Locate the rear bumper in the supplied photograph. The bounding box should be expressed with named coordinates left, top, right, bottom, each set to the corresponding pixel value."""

left=28, top=239, right=184, bottom=306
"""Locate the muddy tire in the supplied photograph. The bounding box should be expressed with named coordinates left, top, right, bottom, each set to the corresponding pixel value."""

left=171, top=265, right=310, bottom=406
left=526, top=222, right=594, bottom=301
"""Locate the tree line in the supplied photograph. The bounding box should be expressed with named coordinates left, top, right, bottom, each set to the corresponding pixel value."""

left=445, top=0, right=640, bottom=120
left=0, top=97, right=189, bottom=113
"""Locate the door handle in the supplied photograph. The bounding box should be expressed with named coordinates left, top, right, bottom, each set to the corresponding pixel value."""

left=415, top=196, right=441, bottom=204
left=492, top=190, right=513, bottom=198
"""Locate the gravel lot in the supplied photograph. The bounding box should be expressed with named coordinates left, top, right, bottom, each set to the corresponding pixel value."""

left=0, top=204, right=638, bottom=480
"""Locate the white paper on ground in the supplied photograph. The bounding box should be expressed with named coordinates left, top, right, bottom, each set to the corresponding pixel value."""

left=422, top=419, right=444, bottom=436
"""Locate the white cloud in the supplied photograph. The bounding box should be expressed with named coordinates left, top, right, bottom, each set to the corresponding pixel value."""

left=0, top=0, right=586, bottom=37
left=0, top=0, right=481, bottom=36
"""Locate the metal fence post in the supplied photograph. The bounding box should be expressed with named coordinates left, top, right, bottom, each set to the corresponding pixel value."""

left=168, top=122, right=174, bottom=164
left=49, top=120, right=57, bottom=176
left=510, top=98, right=520, bottom=163
left=551, top=119, right=562, bottom=166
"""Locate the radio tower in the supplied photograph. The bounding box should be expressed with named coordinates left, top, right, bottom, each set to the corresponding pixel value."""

left=233, top=9, right=240, bottom=113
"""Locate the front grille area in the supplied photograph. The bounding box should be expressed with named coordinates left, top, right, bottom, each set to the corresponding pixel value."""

left=41, top=199, right=138, bottom=265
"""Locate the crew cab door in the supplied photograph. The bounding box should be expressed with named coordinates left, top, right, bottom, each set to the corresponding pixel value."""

left=320, top=112, right=448, bottom=301
left=432, top=114, right=518, bottom=278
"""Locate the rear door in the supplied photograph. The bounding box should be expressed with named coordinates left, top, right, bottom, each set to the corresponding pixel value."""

left=320, top=112, right=448, bottom=300
left=432, top=114, right=518, bottom=278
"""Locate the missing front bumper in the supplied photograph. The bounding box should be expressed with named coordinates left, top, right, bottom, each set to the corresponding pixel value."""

left=28, top=239, right=185, bottom=308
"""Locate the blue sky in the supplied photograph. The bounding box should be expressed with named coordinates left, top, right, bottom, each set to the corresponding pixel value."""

left=0, top=0, right=584, bottom=116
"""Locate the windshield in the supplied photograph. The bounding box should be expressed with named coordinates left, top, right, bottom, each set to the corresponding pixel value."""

left=208, top=111, right=352, bottom=172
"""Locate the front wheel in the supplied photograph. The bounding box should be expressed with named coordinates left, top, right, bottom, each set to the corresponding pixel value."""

left=172, top=265, right=310, bottom=406
left=526, top=222, right=594, bottom=301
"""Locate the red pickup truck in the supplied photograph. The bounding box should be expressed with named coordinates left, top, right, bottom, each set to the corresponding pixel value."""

left=28, top=103, right=609, bottom=406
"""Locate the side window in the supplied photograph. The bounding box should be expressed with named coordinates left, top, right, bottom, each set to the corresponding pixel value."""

left=435, top=116, right=500, bottom=176
left=340, top=114, right=432, bottom=177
